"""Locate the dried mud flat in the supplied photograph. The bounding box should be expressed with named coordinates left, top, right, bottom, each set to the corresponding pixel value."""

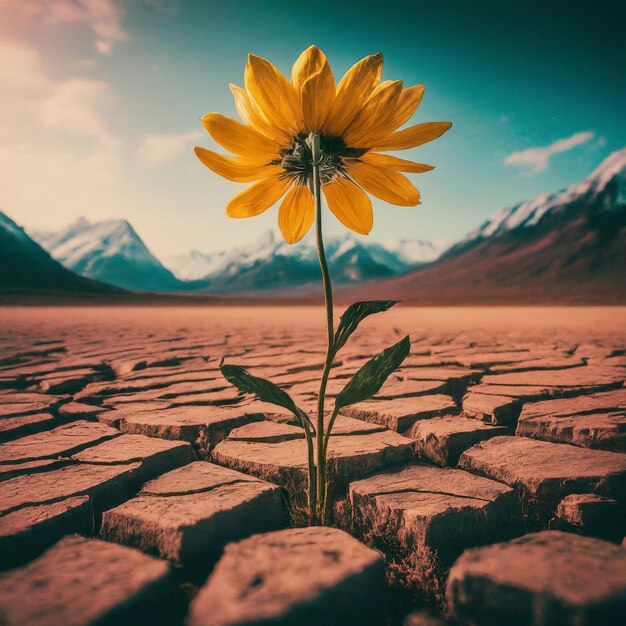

left=0, top=305, right=625, bottom=626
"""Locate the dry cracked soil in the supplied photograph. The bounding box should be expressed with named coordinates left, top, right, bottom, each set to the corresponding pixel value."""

left=0, top=305, right=625, bottom=626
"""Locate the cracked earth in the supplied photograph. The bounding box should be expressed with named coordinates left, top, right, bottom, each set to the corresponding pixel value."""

left=0, top=306, right=625, bottom=626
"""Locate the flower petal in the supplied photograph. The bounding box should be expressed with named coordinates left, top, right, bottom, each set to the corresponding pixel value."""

left=323, top=177, right=373, bottom=235
left=291, top=45, right=331, bottom=90
left=361, top=152, right=434, bottom=173
left=229, top=83, right=290, bottom=144
left=372, top=121, right=452, bottom=151
left=388, top=85, right=425, bottom=131
left=245, top=54, right=300, bottom=134
left=292, top=46, right=335, bottom=132
left=226, top=176, right=291, bottom=218
left=349, top=161, right=421, bottom=206
left=278, top=184, right=315, bottom=244
left=342, top=80, right=403, bottom=147
left=201, top=113, right=280, bottom=159
left=324, top=52, right=383, bottom=136
left=194, top=147, right=282, bottom=182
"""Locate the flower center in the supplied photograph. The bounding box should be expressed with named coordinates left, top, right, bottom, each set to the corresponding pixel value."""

left=278, top=133, right=367, bottom=185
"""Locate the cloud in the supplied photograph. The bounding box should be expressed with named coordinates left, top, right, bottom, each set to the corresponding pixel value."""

left=0, top=39, right=123, bottom=225
left=41, top=78, right=116, bottom=147
left=504, top=131, right=595, bottom=174
left=139, top=130, right=203, bottom=168
left=0, top=0, right=127, bottom=55
left=0, top=41, right=117, bottom=148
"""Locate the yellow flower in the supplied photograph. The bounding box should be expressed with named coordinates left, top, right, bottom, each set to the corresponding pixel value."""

left=195, top=46, right=451, bottom=244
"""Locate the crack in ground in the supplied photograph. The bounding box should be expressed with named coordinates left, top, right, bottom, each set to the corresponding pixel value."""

left=362, top=487, right=494, bottom=503
left=141, top=477, right=263, bottom=498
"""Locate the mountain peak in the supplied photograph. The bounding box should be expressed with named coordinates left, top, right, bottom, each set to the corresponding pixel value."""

left=0, top=209, right=120, bottom=296
left=31, top=217, right=181, bottom=292
left=67, top=216, right=91, bottom=231
left=0, top=210, right=30, bottom=243
left=467, top=147, right=626, bottom=241
left=588, top=147, right=626, bottom=181
left=345, top=146, right=626, bottom=305
left=162, top=228, right=442, bottom=289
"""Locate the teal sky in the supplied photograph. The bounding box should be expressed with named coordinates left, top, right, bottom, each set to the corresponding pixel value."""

left=1, top=0, right=625, bottom=256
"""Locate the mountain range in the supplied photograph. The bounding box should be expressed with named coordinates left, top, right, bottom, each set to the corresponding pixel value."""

left=0, top=212, right=120, bottom=296
left=29, top=219, right=442, bottom=293
left=164, top=231, right=442, bottom=293
left=4, top=147, right=625, bottom=303
left=347, top=147, right=626, bottom=304
left=30, top=218, right=183, bottom=292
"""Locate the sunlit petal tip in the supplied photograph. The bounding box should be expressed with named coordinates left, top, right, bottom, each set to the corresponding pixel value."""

left=364, top=51, right=384, bottom=74
left=361, top=153, right=434, bottom=174
left=199, top=112, right=219, bottom=129
left=372, top=121, right=453, bottom=151
left=246, top=53, right=300, bottom=133
left=247, top=53, right=280, bottom=73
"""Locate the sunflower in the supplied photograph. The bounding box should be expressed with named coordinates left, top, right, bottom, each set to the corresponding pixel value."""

left=195, top=46, right=451, bottom=244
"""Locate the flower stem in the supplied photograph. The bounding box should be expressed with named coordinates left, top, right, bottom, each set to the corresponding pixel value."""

left=310, top=133, right=335, bottom=525
left=300, top=411, right=316, bottom=520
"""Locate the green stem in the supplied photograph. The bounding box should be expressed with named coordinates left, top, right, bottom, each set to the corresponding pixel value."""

left=323, top=407, right=339, bottom=457
left=301, top=414, right=316, bottom=518
left=310, top=133, right=335, bottom=525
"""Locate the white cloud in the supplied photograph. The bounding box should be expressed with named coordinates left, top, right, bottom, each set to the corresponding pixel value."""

left=504, top=131, right=595, bottom=174
left=41, top=78, right=116, bottom=148
left=0, top=42, right=116, bottom=149
left=139, top=130, right=203, bottom=168
left=0, top=0, right=127, bottom=55
left=0, top=39, right=123, bottom=228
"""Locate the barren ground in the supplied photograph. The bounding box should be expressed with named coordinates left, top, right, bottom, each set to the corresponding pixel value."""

left=0, top=306, right=624, bottom=626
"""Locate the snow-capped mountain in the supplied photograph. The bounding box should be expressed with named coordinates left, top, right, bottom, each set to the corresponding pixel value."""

left=164, top=230, right=442, bottom=293
left=30, top=219, right=183, bottom=292
left=347, top=147, right=626, bottom=305
left=162, top=249, right=228, bottom=282
left=467, top=147, right=626, bottom=241
left=29, top=216, right=441, bottom=294
left=392, top=239, right=445, bottom=265
left=1, top=211, right=119, bottom=295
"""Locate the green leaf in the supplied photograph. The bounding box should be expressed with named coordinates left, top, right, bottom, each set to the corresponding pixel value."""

left=334, top=300, right=399, bottom=354
left=220, top=363, right=312, bottom=429
left=334, top=335, right=410, bottom=411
